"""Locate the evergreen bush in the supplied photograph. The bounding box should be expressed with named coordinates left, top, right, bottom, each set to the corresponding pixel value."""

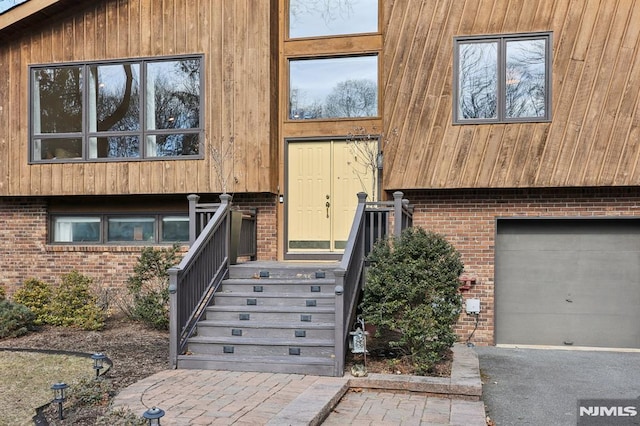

left=0, top=300, right=35, bottom=339
left=124, top=245, right=180, bottom=330
left=360, top=227, right=464, bottom=375
left=13, top=278, right=53, bottom=325
left=46, top=271, right=106, bottom=330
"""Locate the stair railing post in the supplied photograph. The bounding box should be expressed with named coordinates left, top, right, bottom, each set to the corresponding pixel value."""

left=219, top=194, right=232, bottom=266
left=187, top=194, right=200, bottom=245
left=334, top=269, right=346, bottom=377
left=393, top=191, right=404, bottom=237
left=168, top=267, right=179, bottom=369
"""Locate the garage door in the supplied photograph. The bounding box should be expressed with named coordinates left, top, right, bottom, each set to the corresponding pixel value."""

left=495, top=219, right=640, bottom=348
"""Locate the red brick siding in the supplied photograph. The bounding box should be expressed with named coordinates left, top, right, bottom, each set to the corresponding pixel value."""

left=0, top=195, right=279, bottom=299
left=404, top=187, right=640, bottom=346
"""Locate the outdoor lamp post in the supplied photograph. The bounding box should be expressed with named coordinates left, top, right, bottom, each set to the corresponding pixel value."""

left=143, top=406, right=165, bottom=425
left=51, top=382, right=68, bottom=420
left=91, top=352, right=106, bottom=379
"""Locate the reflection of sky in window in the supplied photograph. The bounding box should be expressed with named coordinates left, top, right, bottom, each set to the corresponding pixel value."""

left=290, top=55, right=377, bottom=102
left=0, top=0, right=29, bottom=14
left=96, top=64, right=139, bottom=96
left=289, top=0, right=378, bottom=38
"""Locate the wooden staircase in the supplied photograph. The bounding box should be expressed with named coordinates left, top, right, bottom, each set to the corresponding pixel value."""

left=176, top=261, right=340, bottom=376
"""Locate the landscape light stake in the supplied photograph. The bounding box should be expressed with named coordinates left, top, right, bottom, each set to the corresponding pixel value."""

left=51, top=382, right=68, bottom=420
left=91, top=352, right=106, bottom=379
left=143, top=406, right=165, bottom=425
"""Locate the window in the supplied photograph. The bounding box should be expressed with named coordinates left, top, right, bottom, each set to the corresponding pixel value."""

left=31, top=56, right=202, bottom=162
left=51, top=214, right=188, bottom=244
left=454, top=33, right=551, bottom=123
left=289, top=55, right=378, bottom=120
left=288, top=0, right=378, bottom=39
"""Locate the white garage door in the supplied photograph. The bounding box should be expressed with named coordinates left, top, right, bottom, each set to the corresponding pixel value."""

left=495, top=219, right=640, bottom=348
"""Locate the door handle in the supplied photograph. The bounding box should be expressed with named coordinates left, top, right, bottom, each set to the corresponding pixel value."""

left=325, top=201, right=330, bottom=218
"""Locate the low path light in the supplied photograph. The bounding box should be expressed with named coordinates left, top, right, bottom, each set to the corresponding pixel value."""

left=143, top=406, right=165, bottom=425
left=91, top=352, right=107, bottom=379
left=51, top=382, right=68, bottom=420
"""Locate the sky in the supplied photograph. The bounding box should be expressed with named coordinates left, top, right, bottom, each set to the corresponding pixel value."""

left=0, top=0, right=29, bottom=14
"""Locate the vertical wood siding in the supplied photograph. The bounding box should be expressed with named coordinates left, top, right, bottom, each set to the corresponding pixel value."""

left=383, top=0, right=640, bottom=189
left=0, top=0, right=276, bottom=196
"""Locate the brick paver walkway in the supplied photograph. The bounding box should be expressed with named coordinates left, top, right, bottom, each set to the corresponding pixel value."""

left=323, top=389, right=486, bottom=426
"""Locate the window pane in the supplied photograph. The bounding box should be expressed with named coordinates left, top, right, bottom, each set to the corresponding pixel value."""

left=162, top=216, right=189, bottom=242
left=107, top=217, right=155, bottom=242
left=32, top=66, right=83, bottom=133
left=289, top=0, right=378, bottom=38
left=289, top=56, right=378, bottom=119
left=88, top=63, right=140, bottom=132
left=146, top=59, right=201, bottom=131
left=36, top=138, right=83, bottom=160
left=89, top=136, right=140, bottom=158
left=53, top=217, right=100, bottom=243
left=146, top=133, right=199, bottom=157
left=458, top=42, right=498, bottom=119
left=505, top=39, right=547, bottom=118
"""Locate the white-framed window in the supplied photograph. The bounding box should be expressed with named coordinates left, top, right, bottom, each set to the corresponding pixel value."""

left=50, top=214, right=188, bottom=244
left=453, top=32, right=552, bottom=124
left=30, top=55, right=202, bottom=162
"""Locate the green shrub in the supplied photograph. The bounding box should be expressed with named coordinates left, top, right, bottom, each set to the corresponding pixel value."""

left=124, top=245, right=180, bottom=330
left=47, top=271, right=106, bottom=331
left=0, top=285, right=5, bottom=301
left=13, top=278, right=52, bottom=325
left=0, top=300, right=35, bottom=339
left=360, top=227, right=464, bottom=375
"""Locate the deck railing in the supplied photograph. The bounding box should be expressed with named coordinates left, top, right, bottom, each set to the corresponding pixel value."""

left=333, top=191, right=412, bottom=376
left=169, top=193, right=259, bottom=368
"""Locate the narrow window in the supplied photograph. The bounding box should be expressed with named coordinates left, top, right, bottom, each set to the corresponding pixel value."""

left=52, top=217, right=101, bottom=243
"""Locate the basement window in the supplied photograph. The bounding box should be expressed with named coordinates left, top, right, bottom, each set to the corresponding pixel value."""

left=30, top=55, right=202, bottom=162
left=50, top=214, right=188, bottom=244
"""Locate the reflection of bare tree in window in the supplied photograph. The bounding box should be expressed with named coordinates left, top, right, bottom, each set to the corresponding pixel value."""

left=289, top=87, right=323, bottom=119
left=324, top=79, right=377, bottom=118
left=505, top=39, right=546, bottom=118
left=290, top=0, right=355, bottom=27
left=92, top=64, right=139, bottom=157
left=36, top=67, right=83, bottom=133
left=458, top=42, right=497, bottom=119
left=149, top=60, right=200, bottom=156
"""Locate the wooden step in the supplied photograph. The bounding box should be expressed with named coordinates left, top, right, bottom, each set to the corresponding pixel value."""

left=186, top=336, right=335, bottom=357
left=212, top=292, right=335, bottom=307
left=195, top=320, right=335, bottom=339
left=176, top=354, right=335, bottom=376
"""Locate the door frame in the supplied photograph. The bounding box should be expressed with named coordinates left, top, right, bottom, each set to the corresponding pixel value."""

left=283, top=136, right=380, bottom=260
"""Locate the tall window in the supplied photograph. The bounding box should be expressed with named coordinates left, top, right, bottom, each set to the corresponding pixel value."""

left=30, top=56, right=202, bottom=162
left=454, top=33, right=551, bottom=124
left=289, top=55, right=378, bottom=120
left=288, top=0, right=378, bottom=39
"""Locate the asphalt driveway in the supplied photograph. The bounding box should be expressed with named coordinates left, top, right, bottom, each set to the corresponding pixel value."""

left=475, top=346, right=640, bottom=425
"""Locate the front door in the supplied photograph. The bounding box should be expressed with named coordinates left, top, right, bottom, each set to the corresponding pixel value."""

left=287, top=140, right=376, bottom=254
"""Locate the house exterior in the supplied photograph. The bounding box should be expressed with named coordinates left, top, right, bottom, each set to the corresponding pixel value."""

left=2, top=0, right=640, bottom=349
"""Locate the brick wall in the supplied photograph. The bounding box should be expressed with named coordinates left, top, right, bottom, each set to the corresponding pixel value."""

left=0, top=198, right=154, bottom=299
left=404, top=187, right=640, bottom=346
left=233, top=193, right=278, bottom=261
left=0, top=194, right=279, bottom=299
